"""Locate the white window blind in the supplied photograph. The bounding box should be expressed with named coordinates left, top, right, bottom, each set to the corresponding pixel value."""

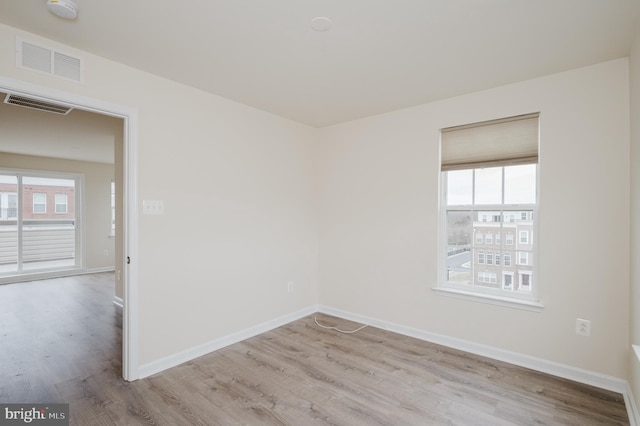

left=441, top=113, right=539, bottom=171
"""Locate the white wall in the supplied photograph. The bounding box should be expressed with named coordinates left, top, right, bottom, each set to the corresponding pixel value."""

left=317, top=58, right=631, bottom=379
left=0, top=23, right=319, bottom=366
left=629, top=19, right=640, bottom=408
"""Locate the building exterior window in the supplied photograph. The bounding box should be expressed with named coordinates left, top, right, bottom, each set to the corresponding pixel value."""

left=518, top=252, right=528, bottom=265
left=478, top=271, right=497, bottom=284
left=506, top=233, right=514, bottom=245
left=55, top=193, right=68, bottom=214
left=440, top=113, right=539, bottom=304
left=33, top=193, right=46, bottom=214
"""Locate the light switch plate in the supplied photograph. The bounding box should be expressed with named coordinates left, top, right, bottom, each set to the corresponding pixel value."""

left=142, top=200, right=164, bottom=215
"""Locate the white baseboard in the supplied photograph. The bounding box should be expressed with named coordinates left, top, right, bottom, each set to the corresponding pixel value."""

left=625, top=382, right=640, bottom=426
left=137, top=305, right=317, bottom=379
left=0, top=266, right=115, bottom=285
left=112, top=296, right=123, bottom=310
left=318, top=305, right=638, bottom=425
left=317, top=306, right=627, bottom=393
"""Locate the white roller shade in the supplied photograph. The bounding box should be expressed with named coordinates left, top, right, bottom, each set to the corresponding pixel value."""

left=441, top=113, right=539, bottom=171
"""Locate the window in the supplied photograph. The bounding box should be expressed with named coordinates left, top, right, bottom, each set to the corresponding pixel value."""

left=518, top=252, right=528, bottom=265
left=478, top=271, right=497, bottom=284
left=110, top=180, right=116, bottom=236
left=506, top=233, right=514, bottom=245
left=33, top=193, right=46, bottom=214
left=440, top=113, right=539, bottom=305
left=55, top=194, right=68, bottom=214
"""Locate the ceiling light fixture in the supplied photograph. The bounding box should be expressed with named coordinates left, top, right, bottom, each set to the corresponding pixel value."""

left=46, top=0, right=79, bottom=20
left=311, top=17, right=332, bottom=32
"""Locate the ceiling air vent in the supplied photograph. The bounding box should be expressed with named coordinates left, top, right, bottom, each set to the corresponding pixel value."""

left=16, top=37, right=84, bottom=83
left=4, top=94, right=73, bottom=115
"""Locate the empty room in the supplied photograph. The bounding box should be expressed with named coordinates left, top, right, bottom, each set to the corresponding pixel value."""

left=1, top=1, right=640, bottom=424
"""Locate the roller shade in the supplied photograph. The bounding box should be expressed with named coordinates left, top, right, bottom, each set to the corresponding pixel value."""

left=441, top=113, right=539, bottom=171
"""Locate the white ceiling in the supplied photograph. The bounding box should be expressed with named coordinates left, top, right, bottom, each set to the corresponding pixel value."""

left=0, top=1, right=638, bottom=127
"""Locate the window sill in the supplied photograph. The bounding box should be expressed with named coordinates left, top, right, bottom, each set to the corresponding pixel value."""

left=432, top=287, right=544, bottom=312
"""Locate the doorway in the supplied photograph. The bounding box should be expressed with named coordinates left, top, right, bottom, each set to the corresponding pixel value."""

left=0, top=76, right=138, bottom=381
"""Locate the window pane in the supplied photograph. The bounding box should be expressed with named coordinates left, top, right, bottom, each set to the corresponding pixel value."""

left=474, top=167, right=502, bottom=204
left=446, top=211, right=472, bottom=283
left=447, top=169, right=472, bottom=205
left=504, top=164, right=536, bottom=204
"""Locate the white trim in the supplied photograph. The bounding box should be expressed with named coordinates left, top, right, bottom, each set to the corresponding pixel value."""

left=0, top=75, right=139, bottom=381
left=0, top=266, right=115, bottom=285
left=433, top=284, right=543, bottom=311
left=625, top=381, right=640, bottom=426
left=317, top=305, right=625, bottom=393
left=137, top=305, right=317, bottom=379
left=113, top=295, right=124, bottom=310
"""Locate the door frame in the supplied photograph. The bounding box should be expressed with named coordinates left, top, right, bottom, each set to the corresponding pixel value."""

left=0, top=76, right=140, bottom=381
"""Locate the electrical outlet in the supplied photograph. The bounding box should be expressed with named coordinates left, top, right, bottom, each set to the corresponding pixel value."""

left=287, top=281, right=294, bottom=293
left=576, top=319, right=591, bottom=337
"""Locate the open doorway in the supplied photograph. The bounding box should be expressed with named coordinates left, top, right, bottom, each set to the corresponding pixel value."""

left=0, top=78, right=138, bottom=381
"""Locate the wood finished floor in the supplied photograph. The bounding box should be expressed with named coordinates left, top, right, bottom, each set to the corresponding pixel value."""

left=0, top=273, right=629, bottom=425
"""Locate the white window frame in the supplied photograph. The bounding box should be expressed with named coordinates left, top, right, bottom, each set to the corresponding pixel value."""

left=519, top=230, right=529, bottom=245
left=506, top=233, right=514, bottom=245
left=55, top=193, right=68, bottom=214
left=486, top=233, right=493, bottom=244
left=486, top=252, right=493, bottom=265
left=518, top=252, right=529, bottom=265
left=437, top=167, right=540, bottom=310
left=33, top=192, right=46, bottom=214
left=504, top=252, right=512, bottom=266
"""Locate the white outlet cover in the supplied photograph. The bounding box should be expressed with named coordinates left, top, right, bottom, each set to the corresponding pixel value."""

left=576, top=319, right=591, bottom=336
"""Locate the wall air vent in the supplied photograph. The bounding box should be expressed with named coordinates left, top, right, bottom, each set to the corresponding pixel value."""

left=16, top=37, right=84, bottom=83
left=4, top=94, right=73, bottom=115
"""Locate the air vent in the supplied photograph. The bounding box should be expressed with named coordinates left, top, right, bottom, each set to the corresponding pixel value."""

left=16, top=37, right=84, bottom=83
left=4, top=94, right=73, bottom=115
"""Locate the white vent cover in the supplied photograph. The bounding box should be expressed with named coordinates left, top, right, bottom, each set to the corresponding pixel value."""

left=16, top=38, right=83, bottom=83
left=4, top=93, right=74, bottom=115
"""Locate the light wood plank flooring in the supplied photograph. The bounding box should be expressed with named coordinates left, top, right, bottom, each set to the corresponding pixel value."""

left=0, top=273, right=630, bottom=425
